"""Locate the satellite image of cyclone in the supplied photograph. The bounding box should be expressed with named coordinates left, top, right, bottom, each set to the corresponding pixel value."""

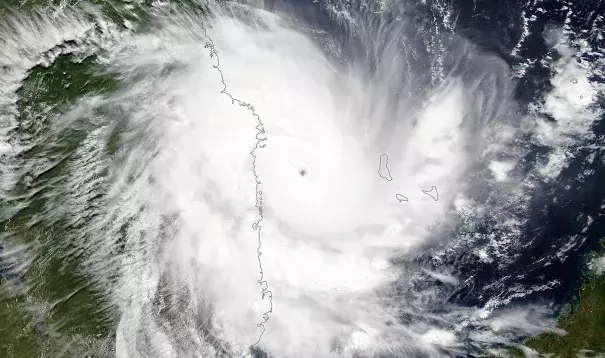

left=1, top=0, right=605, bottom=357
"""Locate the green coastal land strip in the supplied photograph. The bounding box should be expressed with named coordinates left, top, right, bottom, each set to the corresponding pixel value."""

left=507, top=241, right=605, bottom=357
left=508, top=277, right=605, bottom=357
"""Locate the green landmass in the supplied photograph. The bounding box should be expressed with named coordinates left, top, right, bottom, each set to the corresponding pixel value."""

left=0, top=0, right=200, bottom=355
left=0, top=51, right=119, bottom=357
left=507, top=241, right=605, bottom=357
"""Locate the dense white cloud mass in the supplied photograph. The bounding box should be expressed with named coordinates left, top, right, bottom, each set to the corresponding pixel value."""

left=1, top=0, right=603, bottom=357
left=95, top=7, right=514, bottom=357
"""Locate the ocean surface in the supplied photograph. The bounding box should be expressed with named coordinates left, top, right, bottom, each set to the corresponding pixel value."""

left=1, top=0, right=604, bottom=357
